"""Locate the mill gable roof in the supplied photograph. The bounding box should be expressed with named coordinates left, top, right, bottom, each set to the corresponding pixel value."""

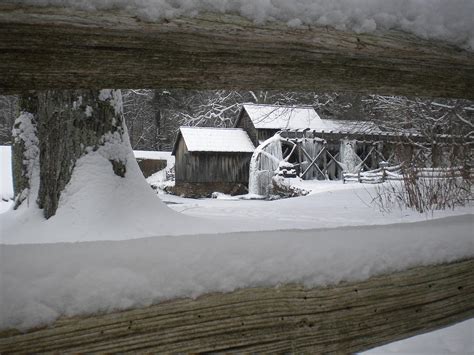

left=238, top=104, right=381, bottom=134
left=240, top=104, right=322, bottom=130
left=172, top=127, right=255, bottom=155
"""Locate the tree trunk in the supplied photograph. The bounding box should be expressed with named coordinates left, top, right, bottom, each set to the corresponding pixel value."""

left=12, top=92, right=40, bottom=209
left=12, top=89, right=128, bottom=218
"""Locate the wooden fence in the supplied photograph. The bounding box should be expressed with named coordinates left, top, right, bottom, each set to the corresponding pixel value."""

left=1, top=258, right=473, bottom=353
left=343, top=165, right=473, bottom=184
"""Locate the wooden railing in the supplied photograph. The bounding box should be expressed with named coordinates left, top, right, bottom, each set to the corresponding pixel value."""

left=343, top=165, right=473, bottom=184
left=1, top=259, right=473, bottom=353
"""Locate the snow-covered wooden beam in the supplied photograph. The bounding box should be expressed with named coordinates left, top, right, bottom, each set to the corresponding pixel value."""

left=0, top=3, right=473, bottom=98
left=1, top=258, right=473, bottom=353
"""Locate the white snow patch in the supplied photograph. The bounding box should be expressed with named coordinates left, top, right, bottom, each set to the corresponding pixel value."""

left=72, top=95, right=83, bottom=110
left=98, top=89, right=113, bottom=102
left=8, top=0, right=474, bottom=49
left=0, top=146, right=14, bottom=201
left=98, top=89, right=123, bottom=116
left=97, top=131, right=129, bottom=164
left=243, top=104, right=322, bottom=130
left=178, top=127, right=255, bottom=153
left=363, top=318, right=474, bottom=354
left=134, top=150, right=174, bottom=164
left=11, top=112, right=40, bottom=206
left=84, top=105, right=93, bottom=117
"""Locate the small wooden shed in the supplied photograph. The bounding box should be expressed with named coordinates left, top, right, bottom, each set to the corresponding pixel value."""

left=133, top=150, right=174, bottom=178
left=172, top=127, right=255, bottom=196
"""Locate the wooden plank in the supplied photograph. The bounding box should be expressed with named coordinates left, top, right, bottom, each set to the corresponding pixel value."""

left=0, top=4, right=473, bottom=98
left=1, top=258, right=473, bottom=353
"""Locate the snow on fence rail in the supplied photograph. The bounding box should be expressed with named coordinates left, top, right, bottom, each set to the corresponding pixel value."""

left=343, top=164, right=473, bottom=184
left=343, top=164, right=402, bottom=184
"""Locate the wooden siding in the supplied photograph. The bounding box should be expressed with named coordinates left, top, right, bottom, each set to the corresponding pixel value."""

left=137, top=159, right=167, bottom=178
left=235, top=111, right=259, bottom=146
left=175, top=137, right=251, bottom=184
left=257, top=129, right=281, bottom=143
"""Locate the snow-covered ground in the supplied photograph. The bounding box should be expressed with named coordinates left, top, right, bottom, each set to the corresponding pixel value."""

left=363, top=318, right=474, bottom=354
left=3, top=176, right=472, bottom=244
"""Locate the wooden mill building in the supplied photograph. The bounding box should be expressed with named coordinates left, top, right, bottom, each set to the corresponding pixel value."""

left=173, top=104, right=467, bottom=195
left=172, top=127, right=255, bottom=196
left=234, top=104, right=381, bottom=146
left=235, top=104, right=384, bottom=179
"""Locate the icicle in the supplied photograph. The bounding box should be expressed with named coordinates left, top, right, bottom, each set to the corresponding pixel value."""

left=249, top=134, right=283, bottom=196
left=340, top=139, right=361, bottom=174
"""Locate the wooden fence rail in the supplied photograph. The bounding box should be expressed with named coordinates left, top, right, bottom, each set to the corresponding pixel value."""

left=1, top=258, right=473, bottom=353
left=343, top=165, right=473, bottom=184
left=0, top=3, right=473, bottom=97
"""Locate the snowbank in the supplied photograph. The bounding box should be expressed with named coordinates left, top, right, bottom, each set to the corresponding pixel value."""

left=0, top=143, right=214, bottom=244
left=8, top=0, right=474, bottom=50
left=1, top=214, right=473, bottom=330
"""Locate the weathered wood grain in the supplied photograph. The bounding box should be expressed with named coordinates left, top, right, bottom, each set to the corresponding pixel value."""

left=0, top=3, right=473, bottom=98
left=1, top=258, right=473, bottom=353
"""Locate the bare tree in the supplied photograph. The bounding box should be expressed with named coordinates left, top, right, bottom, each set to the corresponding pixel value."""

left=362, top=95, right=473, bottom=138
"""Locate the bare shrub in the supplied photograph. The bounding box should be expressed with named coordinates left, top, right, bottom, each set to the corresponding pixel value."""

left=371, top=143, right=472, bottom=213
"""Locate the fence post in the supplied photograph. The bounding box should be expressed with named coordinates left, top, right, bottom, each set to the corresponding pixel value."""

left=380, top=161, right=388, bottom=183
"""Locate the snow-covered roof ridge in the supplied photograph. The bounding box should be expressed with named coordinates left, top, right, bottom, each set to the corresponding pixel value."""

left=175, top=126, right=255, bottom=154
left=320, top=118, right=382, bottom=134
left=243, top=102, right=316, bottom=110
left=241, top=104, right=323, bottom=130
left=240, top=103, right=382, bottom=134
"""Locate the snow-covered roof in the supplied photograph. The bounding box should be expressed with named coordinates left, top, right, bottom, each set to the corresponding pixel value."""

left=240, top=104, right=381, bottom=134
left=174, top=127, right=255, bottom=154
left=134, top=150, right=173, bottom=161
left=319, top=119, right=382, bottom=134
left=242, top=104, right=322, bottom=130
